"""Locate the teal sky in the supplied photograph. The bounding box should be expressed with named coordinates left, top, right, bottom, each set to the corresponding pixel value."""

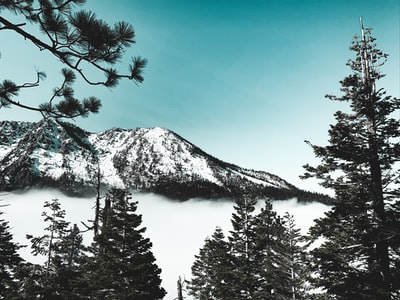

left=0, top=0, right=399, bottom=192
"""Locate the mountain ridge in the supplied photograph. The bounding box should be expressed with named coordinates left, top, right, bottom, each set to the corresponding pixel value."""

left=0, top=119, right=332, bottom=204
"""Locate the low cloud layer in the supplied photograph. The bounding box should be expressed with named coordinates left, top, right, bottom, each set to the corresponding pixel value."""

left=2, top=189, right=329, bottom=299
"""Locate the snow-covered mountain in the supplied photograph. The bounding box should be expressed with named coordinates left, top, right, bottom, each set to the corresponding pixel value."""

left=0, top=119, right=329, bottom=202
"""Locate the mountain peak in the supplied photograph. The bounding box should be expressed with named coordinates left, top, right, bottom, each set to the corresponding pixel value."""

left=0, top=120, right=332, bottom=203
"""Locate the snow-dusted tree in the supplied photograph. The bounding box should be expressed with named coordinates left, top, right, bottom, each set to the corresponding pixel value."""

left=0, top=0, right=146, bottom=119
left=188, top=227, right=234, bottom=300
left=227, top=196, right=260, bottom=299
left=281, top=212, right=311, bottom=300
left=303, top=20, right=400, bottom=299
left=190, top=198, right=315, bottom=300
left=80, top=188, right=166, bottom=299
left=252, top=201, right=290, bottom=299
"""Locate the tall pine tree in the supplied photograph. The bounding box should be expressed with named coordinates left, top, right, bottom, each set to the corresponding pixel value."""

left=281, top=212, right=311, bottom=300
left=228, top=196, right=260, bottom=299
left=253, top=201, right=290, bottom=299
left=303, top=19, right=400, bottom=299
left=80, top=188, right=166, bottom=299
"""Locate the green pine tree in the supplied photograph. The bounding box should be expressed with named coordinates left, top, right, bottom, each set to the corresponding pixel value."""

left=52, top=223, right=87, bottom=300
left=0, top=209, right=24, bottom=299
left=188, top=227, right=234, bottom=300
left=281, top=212, right=311, bottom=300
left=253, top=200, right=290, bottom=299
left=80, top=188, right=166, bottom=299
left=228, top=196, right=260, bottom=299
left=190, top=199, right=317, bottom=300
left=302, top=20, right=400, bottom=299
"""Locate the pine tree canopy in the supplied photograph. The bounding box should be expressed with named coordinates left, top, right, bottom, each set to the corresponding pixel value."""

left=0, top=0, right=147, bottom=119
left=81, top=188, right=166, bottom=299
left=189, top=198, right=312, bottom=300
left=302, top=19, right=400, bottom=299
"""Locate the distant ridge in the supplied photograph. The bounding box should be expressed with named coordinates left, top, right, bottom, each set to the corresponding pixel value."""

left=0, top=119, right=332, bottom=204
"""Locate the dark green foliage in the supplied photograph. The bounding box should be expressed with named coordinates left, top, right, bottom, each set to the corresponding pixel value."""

left=13, top=262, right=48, bottom=300
left=3, top=190, right=166, bottom=299
left=51, top=224, right=87, bottom=299
left=152, top=175, right=332, bottom=203
left=303, top=22, right=400, bottom=299
left=0, top=209, right=24, bottom=299
left=80, top=188, right=166, bottom=299
left=0, top=1, right=146, bottom=119
left=281, top=213, right=311, bottom=299
left=189, top=198, right=312, bottom=300
left=295, top=189, right=334, bottom=205
left=253, top=201, right=290, bottom=299
left=152, top=177, right=228, bottom=201
left=228, top=197, right=261, bottom=299
left=188, top=227, right=234, bottom=300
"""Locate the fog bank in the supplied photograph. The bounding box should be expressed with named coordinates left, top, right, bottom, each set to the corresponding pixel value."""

left=2, top=189, right=330, bottom=299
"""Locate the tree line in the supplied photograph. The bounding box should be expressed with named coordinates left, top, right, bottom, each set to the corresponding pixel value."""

left=0, top=189, right=166, bottom=299
left=188, top=197, right=312, bottom=299
left=1, top=0, right=399, bottom=298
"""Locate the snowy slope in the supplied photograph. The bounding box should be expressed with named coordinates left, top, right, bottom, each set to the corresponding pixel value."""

left=0, top=119, right=321, bottom=201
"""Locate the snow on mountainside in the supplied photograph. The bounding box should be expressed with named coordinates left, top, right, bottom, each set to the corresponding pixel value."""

left=0, top=119, right=331, bottom=203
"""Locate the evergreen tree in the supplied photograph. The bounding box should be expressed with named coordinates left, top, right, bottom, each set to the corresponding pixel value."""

left=281, top=212, right=311, bottom=300
left=21, top=199, right=86, bottom=299
left=0, top=209, right=24, bottom=299
left=190, top=199, right=315, bottom=300
left=13, top=262, right=48, bottom=300
left=228, top=196, right=260, bottom=299
left=52, top=223, right=87, bottom=299
left=253, top=200, right=289, bottom=299
left=26, top=199, right=70, bottom=273
left=188, top=227, right=234, bottom=300
left=0, top=0, right=146, bottom=119
left=302, top=20, right=400, bottom=299
left=80, top=188, right=166, bottom=299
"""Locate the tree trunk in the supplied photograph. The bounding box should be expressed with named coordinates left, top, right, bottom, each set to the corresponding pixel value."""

left=177, top=276, right=184, bottom=300
left=369, top=139, right=391, bottom=299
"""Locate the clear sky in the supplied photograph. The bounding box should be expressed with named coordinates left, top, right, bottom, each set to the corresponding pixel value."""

left=0, top=0, right=399, bottom=193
